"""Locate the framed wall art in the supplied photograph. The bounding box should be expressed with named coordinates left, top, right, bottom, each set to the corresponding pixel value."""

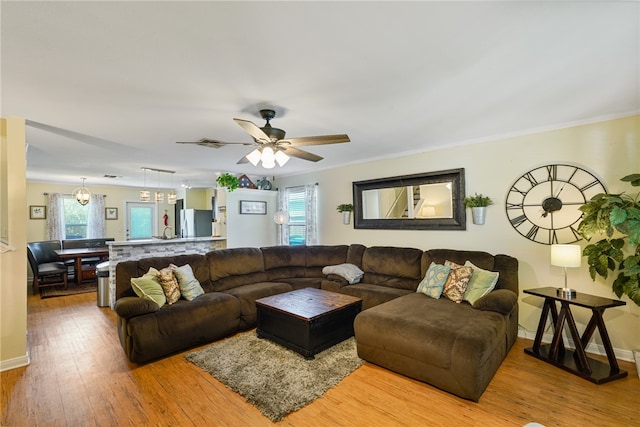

left=239, top=200, right=267, bottom=215
left=105, top=207, right=118, bottom=220
left=30, top=205, right=46, bottom=220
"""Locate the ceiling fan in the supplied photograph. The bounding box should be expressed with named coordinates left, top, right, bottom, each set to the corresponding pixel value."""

left=177, top=109, right=350, bottom=168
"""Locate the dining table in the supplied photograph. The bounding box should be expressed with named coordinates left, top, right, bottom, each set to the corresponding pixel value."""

left=54, top=247, right=109, bottom=286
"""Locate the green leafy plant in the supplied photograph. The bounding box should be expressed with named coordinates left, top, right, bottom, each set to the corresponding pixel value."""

left=463, top=193, right=494, bottom=208
left=578, top=173, right=640, bottom=306
left=336, top=203, right=354, bottom=213
left=216, top=173, right=239, bottom=192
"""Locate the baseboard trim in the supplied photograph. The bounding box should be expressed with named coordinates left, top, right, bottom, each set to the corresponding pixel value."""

left=0, top=352, right=30, bottom=372
left=517, top=327, right=634, bottom=362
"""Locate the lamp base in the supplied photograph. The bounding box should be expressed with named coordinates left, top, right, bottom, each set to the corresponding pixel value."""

left=556, top=287, right=577, bottom=299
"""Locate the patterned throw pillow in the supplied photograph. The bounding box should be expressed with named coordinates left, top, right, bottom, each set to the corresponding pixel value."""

left=463, top=261, right=500, bottom=305
left=416, top=262, right=451, bottom=299
left=442, top=260, right=473, bottom=303
left=157, top=267, right=181, bottom=304
left=130, top=267, right=166, bottom=308
left=170, top=263, right=205, bottom=301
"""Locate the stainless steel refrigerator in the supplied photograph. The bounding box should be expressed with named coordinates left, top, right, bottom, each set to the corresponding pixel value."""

left=180, top=209, right=213, bottom=238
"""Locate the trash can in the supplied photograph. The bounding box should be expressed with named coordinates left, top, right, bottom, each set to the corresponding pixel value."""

left=96, top=261, right=110, bottom=307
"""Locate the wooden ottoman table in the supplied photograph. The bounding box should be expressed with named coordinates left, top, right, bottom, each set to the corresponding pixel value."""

left=255, top=288, right=362, bottom=359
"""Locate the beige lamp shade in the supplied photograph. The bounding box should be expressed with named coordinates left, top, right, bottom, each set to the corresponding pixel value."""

left=551, top=244, right=582, bottom=268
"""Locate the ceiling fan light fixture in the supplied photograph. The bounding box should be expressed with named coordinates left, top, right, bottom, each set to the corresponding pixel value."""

left=261, top=146, right=275, bottom=164
left=246, top=148, right=262, bottom=166
left=275, top=150, right=289, bottom=167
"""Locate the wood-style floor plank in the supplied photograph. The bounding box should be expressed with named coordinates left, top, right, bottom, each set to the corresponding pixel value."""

left=2, top=289, right=639, bottom=426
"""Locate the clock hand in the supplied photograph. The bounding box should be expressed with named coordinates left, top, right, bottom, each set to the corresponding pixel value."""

left=554, top=184, right=565, bottom=198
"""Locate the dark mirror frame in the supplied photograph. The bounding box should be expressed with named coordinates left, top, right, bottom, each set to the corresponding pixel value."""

left=353, top=168, right=466, bottom=230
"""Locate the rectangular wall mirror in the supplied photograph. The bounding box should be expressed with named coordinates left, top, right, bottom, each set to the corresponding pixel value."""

left=353, top=168, right=466, bottom=230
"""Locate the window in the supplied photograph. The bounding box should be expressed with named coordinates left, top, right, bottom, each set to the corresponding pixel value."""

left=63, top=196, right=88, bottom=239
left=286, top=186, right=306, bottom=245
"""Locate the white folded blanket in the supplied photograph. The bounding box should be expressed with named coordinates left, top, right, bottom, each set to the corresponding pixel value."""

left=322, top=263, right=364, bottom=284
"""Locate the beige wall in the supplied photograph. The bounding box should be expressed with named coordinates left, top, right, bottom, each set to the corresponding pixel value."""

left=278, top=115, right=640, bottom=356
left=25, top=183, right=187, bottom=242
left=1, top=118, right=28, bottom=370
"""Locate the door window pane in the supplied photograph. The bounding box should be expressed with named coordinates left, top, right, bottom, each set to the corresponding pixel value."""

left=129, top=205, right=154, bottom=239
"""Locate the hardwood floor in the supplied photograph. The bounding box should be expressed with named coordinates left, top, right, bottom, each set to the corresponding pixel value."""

left=2, top=290, right=639, bottom=427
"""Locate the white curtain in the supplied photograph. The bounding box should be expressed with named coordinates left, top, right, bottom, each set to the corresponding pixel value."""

left=277, top=189, right=288, bottom=246
left=46, top=193, right=66, bottom=240
left=87, top=194, right=106, bottom=238
left=305, top=183, right=318, bottom=245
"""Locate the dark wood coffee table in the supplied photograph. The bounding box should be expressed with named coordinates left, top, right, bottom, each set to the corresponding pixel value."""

left=255, top=288, right=362, bottom=359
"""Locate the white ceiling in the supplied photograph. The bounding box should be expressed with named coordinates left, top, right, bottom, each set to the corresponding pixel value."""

left=2, top=1, right=639, bottom=189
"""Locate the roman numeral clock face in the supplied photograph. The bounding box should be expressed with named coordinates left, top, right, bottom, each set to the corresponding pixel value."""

left=506, top=164, right=606, bottom=245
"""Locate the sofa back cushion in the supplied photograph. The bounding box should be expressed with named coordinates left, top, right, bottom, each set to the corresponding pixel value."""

left=361, top=246, right=424, bottom=290
left=208, top=248, right=267, bottom=291
left=262, top=246, right=307, bottom=280
left=304, top=245, right=349, bottom=278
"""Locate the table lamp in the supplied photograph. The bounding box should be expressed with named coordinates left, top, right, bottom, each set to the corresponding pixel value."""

left=551, top=244, right=582, bottom=298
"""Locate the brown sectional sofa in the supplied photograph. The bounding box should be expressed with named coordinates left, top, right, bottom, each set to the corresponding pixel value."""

left=114, top=244, right=518, bottom=401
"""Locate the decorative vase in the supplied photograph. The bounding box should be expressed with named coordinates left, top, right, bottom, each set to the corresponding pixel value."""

left=342, top=211, right=351, bottom=225
left=634, top=350, right=640, bottom=379
left=471, top=207, right=487, bottom=225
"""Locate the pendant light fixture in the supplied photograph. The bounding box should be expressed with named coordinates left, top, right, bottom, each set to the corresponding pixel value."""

left=167, top=171, right=177, bottom=205
left=155, top=170, right=164, bottom=203
left=73, top=177, right=91, bottom=206
left=140, top=168, right=150, bottom=202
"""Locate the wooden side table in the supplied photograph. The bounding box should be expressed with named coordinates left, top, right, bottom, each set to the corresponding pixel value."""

left=524, top=286, right=627, bottom=384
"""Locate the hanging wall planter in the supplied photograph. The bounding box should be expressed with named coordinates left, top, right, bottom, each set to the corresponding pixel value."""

left=464, top=193, right=494, bottom=225
left=471, top=207, right=487, bottom=225
left=337, top=204, right=354, bottom=225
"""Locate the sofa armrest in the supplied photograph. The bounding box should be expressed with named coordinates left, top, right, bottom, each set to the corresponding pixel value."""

left=472, top=289, right=517, bottom=315
left=326, top=274, right=350, bottom=285
left=114, top=296, right=159, bottom=319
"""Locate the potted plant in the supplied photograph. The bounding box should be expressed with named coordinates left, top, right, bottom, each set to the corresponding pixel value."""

left=578, top=173, right=640, bottom=378
left=337, top=203, right=354, bottom=225
left=577, top=173, right=640, bottom=307
left=463, top=193, right=494, bottom=225
left=216, top=173, right=239, bottom=192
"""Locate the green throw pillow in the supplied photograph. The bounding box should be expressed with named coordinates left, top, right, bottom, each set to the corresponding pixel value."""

left=463, top=261, right=499, bottom=305
left=131, top=267, right=166, bottom=308
left=416, top=262, right=451, bottom=299
left=171, top=263, right=205, bottom=301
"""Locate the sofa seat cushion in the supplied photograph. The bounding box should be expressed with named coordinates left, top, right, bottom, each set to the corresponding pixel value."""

left=123, top=292, right=241, bottom=363
left=334, top=283, right=412, bottom=310
left=277, top=277, right=323, bottom=290
left=223, top=282, right=293, bottom=329
left=354, top=292, right=510, bottom=401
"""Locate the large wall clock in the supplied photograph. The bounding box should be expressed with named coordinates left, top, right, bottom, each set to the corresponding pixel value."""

left=506, top=164, right=606, bottom=245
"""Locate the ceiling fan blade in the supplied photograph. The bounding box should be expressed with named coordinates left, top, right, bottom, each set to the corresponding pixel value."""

left=236, top=156, right=249, bottom=164
left=280, top=134, right=350, bottom=146
left=177, top=139, right=254, bottom=149
left=233, top=118, right=272, bottom=143
left=282, top=146, right=323, bottom=162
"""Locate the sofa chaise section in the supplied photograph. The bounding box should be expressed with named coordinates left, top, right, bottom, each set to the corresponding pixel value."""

left=353, top=249, right=519, bottom=401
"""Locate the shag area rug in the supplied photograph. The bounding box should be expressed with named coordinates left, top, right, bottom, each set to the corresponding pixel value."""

left=40, top=282, right=97, bottom=299
left=185, top=332, right=363, bottom=422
